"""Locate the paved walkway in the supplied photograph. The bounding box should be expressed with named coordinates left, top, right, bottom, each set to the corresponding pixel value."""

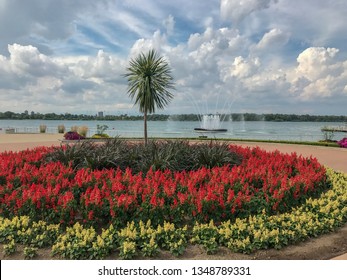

left=0, top=134, right=346, bottom=259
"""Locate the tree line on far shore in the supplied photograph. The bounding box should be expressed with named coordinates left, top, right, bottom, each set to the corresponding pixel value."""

left=0, top=111, right=346, bottom=122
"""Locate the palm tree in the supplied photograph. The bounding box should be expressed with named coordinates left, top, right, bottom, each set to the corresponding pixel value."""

left=124, top=49, right=175, bottom=145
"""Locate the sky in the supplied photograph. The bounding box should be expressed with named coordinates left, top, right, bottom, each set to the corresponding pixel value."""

left=0, top=0, right=346, bottom=116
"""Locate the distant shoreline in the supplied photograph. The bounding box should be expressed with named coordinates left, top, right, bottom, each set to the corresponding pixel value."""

left=1, top=111, right=347, bottom=122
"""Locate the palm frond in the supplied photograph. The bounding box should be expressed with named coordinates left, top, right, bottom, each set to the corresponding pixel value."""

left=124, top=49, right=175, bottom=114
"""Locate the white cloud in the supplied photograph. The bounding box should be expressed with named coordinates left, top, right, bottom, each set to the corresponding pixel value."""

left=256, top=28, right=290, bottom=50
left=163, top=15, right=175, bottom=36
left=7, top=44, right=66, bottom=77
left=295, top=47, right=342, bottom=80
left=221, top=0, right=278, bottom=23
left=77, top=50, right=126, bottom=83
left=289, top=47, right=347, bottom=99
left=0, top=1, right=347, bottom=115
left=0, top=44, right=132, bottom=113
left=229, top=56, right=261, bottom=78
left=129, top=30, right=168, bottom=58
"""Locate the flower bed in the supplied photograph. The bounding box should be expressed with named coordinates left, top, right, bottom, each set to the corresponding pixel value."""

left=0, top=169, right=346, bottom=259
left=0, top=144, right=327, bottom=228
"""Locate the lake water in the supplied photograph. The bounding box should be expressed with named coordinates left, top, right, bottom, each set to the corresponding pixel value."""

left=0, top=119, right=346, bottom=142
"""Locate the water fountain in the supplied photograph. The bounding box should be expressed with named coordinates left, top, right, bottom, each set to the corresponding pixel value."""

left=194, top=114, right=228, bottom=132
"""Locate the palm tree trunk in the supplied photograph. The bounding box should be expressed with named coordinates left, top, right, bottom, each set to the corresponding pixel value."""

left=144, top=111, right=148, bottom=146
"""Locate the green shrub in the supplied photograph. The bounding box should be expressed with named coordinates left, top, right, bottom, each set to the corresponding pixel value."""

left=3, top=237, right=16, bottom=256
left=96, top=124, right=109, bottom=135
left=57, top=125, right=65, bottom=133
left=39, top=124, right=47, bottom=133
left=45, top=139, right=242, bottom=174
left=77, top=126, right=89, bottom=137
left=91, top=134, right=110, bottom=138
left=24, top=246, right=38, bottom=259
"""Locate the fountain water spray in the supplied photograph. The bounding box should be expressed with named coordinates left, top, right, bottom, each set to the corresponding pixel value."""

left=194, top=114, right=227, bottom=132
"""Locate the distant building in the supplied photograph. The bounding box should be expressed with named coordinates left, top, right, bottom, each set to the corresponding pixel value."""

left=98, top=111, right=104, bottom=118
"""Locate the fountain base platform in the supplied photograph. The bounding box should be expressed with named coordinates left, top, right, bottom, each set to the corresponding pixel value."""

left=194, top=128, right=228, bottom=132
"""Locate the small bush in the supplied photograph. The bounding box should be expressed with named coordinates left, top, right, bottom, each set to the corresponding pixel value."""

left=91, top=134, right=110, bottom=138
left=96, top=124, right=109, bottom=135
left=39, top=125, right=47, bottom=133
left=57, top=125, right=65, bottom=134
left=338, top=138, right=347, bottom=148
left=45, top=139, right=242, bottom=173
left=78, top=126, right=89, bottom=137
left=24, top=246, right=38, bottom=259
left=63, top=131, right=85, bottom=140
left=3, top=237, right=16, bottom=256
left=71, top=126, right=78, bottom=132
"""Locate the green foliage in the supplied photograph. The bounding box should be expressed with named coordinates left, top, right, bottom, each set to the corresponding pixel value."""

left=92, top=124, right=110, bottom=138
left=156, top=222, right=188, bottom=256
left=138, top=221, right=159, bottom=257
left=124, top=49, right=175, bottom=114
left=117, top=221, right=138, bottom=259
left=191, top=220, right=219, bottom=254
left=91, top=134, right=110, bottom=138
left=45, top=141, right=95, bottom=168
left=124, top=49, right=175, bottom=144
left=3, top=236, right=17, bottom=256
left=51, top=223, right=116, bottom=260
left=96, top=124, right=109, bottom=135
left=0, top=216, right=61, bottom=249
left=118, top=241, right=137, bottom=259
left=39, top=124, right=47, bottom=133
left=192, top=141, right=241, bottom=169
left=57, top=125, right=65, bottom=133
left=23, top=246, right=38, bottom=259
left=45, top=139, right=242, bottom=173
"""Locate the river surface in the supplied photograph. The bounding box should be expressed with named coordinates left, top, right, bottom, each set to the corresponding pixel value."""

left=0, top=119, right=346, bottom=142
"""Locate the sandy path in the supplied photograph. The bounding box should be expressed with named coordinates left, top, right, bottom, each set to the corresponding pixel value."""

left=0, top=133, right=62, bottom=152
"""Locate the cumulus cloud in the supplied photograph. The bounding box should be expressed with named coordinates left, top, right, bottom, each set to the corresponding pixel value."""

left=129, top=30, right=168, bottom=58
left=256, top=28, right=290, bottom=50
left=0, top=1, right=347, bottom=115
left=229, top=56, right=261, bottom=78
left=76, top=50, right=126, bottom=83
left=295, top=47, right=342, bottom=80
left=0, top=44, right=131, bottom=113
left=220, top=0, right=278, bottom=23
left=7, top=44, right=66, bottom=77
left=289, top=47, right=347, bottom=99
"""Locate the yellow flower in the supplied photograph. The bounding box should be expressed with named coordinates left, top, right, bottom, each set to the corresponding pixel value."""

left=122, top=241, right=136, bottom=254
left=163, top=221, right=175, bottom=232
left=254, top=230, right=262, bottom=240
left=97, top=236, right=105, bottom=247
